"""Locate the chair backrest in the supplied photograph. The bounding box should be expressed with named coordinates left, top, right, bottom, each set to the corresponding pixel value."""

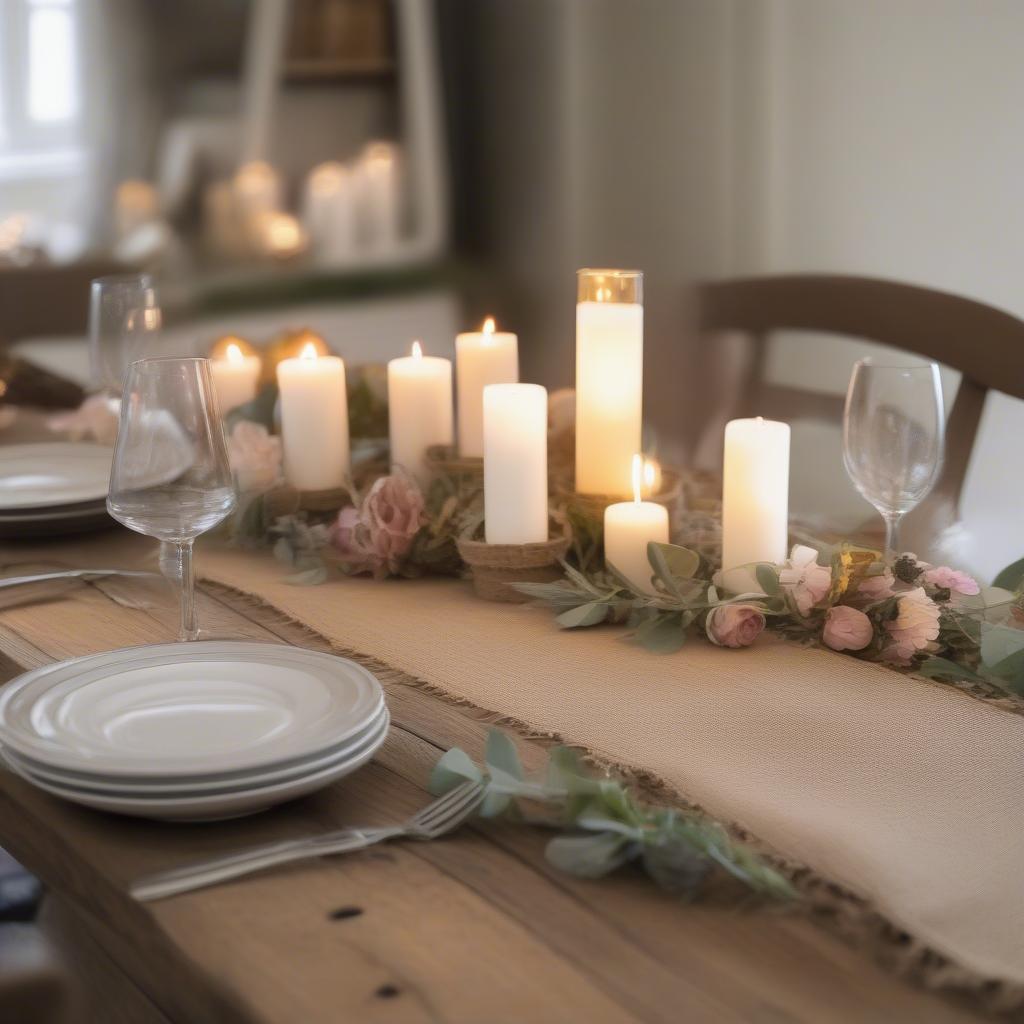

left=693, top=273, right=1024, bottom=523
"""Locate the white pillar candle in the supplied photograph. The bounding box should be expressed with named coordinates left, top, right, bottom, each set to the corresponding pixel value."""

left=276, top=342, right=350, bottom=491
left=483, top=383, right=548, bottom=544
left=387, top=341, right=453, bottom=485
left=604, top=455, right=670, bottom=593
left=356, top=141, right=400, bottom=249
left=456, top=317, right=519, bottom=458
left=721, top=416, right=790, bottom=593
left=303, top=161, right=356, bottom=263
left=234, top=160, right=281, bottom=215
left=211, top=342, right=262, bottom=414
left=575, top=269, right=644, bottom=495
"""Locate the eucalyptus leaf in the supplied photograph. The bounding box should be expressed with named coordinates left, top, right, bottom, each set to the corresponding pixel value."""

left=648, top=543, right=701, bottom=599
left=642, top=838, right=712, bottom=897
left=545, top=831, right=636, bottom=878
left=429, top=748, right=484, bottom=794
left=555, top=601, right=611, bottom=629
left=632, top=612, right=687, bottom=654
left=980, top=622, right=1024, bottom=669
left=486, top=730, right=525, bottom=780
left=918, top=656, right=989, bottom=686
left=282, top=566, right=328, bottom=586
left=993, top=556, right=1024, bottom=592
left=755, top=564, right=780, bottom=596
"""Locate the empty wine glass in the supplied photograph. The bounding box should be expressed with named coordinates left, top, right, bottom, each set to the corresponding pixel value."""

left=843, top=358, right=945, bottom=564
left=89, top=274, right=162, bottom=395
left=107, top=359, right=236, bottom=641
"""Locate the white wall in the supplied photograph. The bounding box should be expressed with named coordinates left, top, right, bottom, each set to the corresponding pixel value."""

left=737, top=0, right=1024, bottom=579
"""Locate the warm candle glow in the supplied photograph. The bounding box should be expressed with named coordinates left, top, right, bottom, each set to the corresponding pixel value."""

left=631, top=454, right=643, bottom=504
left=643, top=458, right=660, bottom=496
left=483, top=317, right=496, bottom=334
left=226, top=343, right=244, bottom=364
left=300, top=342, right=319, bottom=361
left=411, top=341, right=423, bottom=359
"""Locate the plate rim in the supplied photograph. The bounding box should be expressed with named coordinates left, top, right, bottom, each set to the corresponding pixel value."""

left=0, top=641, right=385, bottom=776
left=0, top=443, right=114, bottom=510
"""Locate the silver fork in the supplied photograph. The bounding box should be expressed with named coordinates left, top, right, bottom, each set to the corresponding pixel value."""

left=131, top=780, right=486, bottom=903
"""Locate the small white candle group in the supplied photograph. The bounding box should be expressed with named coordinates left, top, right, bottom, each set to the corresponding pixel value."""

left=456, top=318, right=519, bottom=458
left=211, top=342, right=261, bottom=413
left=604, top=456, right=669, bottom=593
left=483, top=384, right=548, bottom=544
left=387, top=342, right=453, bottom=485
left=277, top=342, right=350, bottom=491
left=721, top=416, right=791, bottom=592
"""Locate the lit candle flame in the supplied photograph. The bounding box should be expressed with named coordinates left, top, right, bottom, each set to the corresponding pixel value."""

left=411, top=340, right=423, bottom=359
left=631, top=453, right=644, bottom=504
left=300, top=342, right=319, bottom=361
left=226, top=342, right=244, bottom=364
left=482, top=317, right=496, bottom=334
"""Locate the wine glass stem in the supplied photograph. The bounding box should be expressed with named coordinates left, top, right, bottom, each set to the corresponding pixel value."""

left=164, top=540, right=198, bottom=642
left=882, top=511, right=903, bottom=566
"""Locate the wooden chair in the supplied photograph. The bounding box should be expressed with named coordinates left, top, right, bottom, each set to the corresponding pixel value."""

left=691, top=273, right=1024, bottom=546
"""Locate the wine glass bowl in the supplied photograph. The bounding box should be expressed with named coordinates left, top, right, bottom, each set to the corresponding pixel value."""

left=89, top=273, right=162, bottom=395
left=107, top=358, right=235, bottom=640
left=843, top=358, right=945, bottom=563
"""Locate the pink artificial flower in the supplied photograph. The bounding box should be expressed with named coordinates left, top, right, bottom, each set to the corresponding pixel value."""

left=778, top=544, right=832, bottom=616
left=923, top=566, right=980, bottom=597
left=883, top=587, right=941, bottom=663
left=822, top=605, right=874, bottom=652
left=227, top=421, right=282, bottom=494
left=855, top=572, right=895, bottom=602
left=705, top=604, right=766, bottom=648
left=47, top=394, right=120, bottom=445
left=331, top=472, right=425, bottom=578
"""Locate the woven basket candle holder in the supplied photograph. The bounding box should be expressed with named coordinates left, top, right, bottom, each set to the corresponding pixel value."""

left=425, top=444, right=484, bottom=483
left=457, top=526, right=572, bottom=603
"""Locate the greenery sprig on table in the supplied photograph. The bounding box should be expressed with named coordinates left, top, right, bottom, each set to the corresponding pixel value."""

left=516, top=542, right=1024, bottom=699
left=430, top=729, right=795, bottom=901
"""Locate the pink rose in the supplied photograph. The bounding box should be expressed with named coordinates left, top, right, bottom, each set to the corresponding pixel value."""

left=779, top=544, right=832, bottom=616
left=822, top=605, right=874, bottom=652
left=706, top=604, right=766, bottom=648
left=227, top=421, right=282, bottom=493
left=923, top=566, right=980, bottom=597
left=331, top=472, right=425, bottom=578
left=855, top=572, right=895, bottom=602
left=883, top=587, right=941, bottom=663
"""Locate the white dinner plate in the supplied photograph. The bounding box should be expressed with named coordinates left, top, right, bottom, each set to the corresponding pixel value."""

left=0, top=642, right=385, bottom=776
left=0, top=443, right=113, bottom=510
left=3, top=710, right=390, bottom=822
left=6, top=703, right=389, bottom=794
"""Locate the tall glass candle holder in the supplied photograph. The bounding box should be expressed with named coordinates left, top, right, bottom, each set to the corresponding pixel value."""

left=574, top=269, right=644, bottom=495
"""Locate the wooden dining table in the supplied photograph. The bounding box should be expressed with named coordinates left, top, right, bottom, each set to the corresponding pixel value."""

left=0, top=530, right=996, bottom=1024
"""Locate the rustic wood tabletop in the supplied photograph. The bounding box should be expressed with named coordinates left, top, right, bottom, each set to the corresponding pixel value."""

left=0, top=532, right=987, bottom=1024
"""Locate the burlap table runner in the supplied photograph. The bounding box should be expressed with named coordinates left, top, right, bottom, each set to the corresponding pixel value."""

left=193, top=547, right=1024, bottom=996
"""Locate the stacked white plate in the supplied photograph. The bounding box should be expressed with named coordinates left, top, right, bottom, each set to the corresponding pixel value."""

left=0, top=442, right=114, bottom=537
left=0, top=642, right=389, bottom=821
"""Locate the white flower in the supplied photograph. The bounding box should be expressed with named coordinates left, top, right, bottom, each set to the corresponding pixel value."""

left=778, top=544, right=832, bottom=616
left=884, top=587, right=941, bottom=663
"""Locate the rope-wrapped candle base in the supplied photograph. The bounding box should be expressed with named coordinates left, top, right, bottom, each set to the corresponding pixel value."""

left=457, top=527, right=572, bottom=603
left=554, top=468, right=685, bottom=535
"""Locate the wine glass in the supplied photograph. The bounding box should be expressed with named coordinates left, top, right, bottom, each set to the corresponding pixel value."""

left=107, top=359, right=236, bottom=641
left=842, top=358, right=945, bottom=563
left=89, top=274, right=162, bottom=396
